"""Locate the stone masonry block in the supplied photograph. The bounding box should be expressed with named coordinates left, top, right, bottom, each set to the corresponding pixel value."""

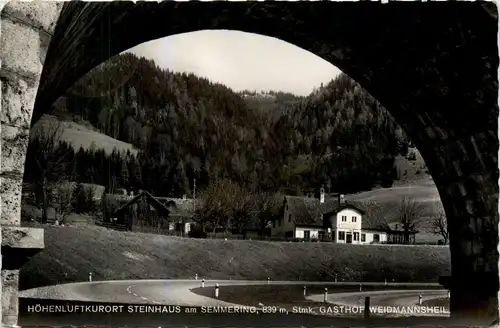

left=2, top=226, right=44, bottom=271
left=2, top=1, right=63, bottom=34
left=0, top=175, right=23, bottom=226
left=0, top=17, right=42, bottom=76
left=1, top=124, right=29, bottom=175
left=1, top=269, right=19, bottom=326
left=1, top=226, right=44, bottom=249
left=0, top=75, right=38, bottom=129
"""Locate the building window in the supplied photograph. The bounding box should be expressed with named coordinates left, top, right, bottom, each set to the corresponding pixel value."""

left=374, top=234, right=380, bottom=242
left=354, top=232, right=359, bottom=241
left=361, top=233, right=366, bottom=242
left=304, top=230, right=310, bottom=239
left=318, top=231, right=325, bottom=240
left=338, top=231, right=345, bottom=240
left=342, top=216, right=347, bottom=222
left=288, top=214, right=292, bottom=222
left=352, top=216, right=357, bottom=222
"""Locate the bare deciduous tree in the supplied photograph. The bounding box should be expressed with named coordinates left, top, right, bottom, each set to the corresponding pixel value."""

left=52, top=184, right=73, bottom=225
left=432, top=204, right=449, bottom=245
left=230, top=187, right=256, bottom=235
left=397, top=196, right=425, bottom=244
left=29, top=120, right=74, bottom=223
left=195, top=179, right=235, bottom=235
left=362, top=200, right=389, bottom=230
left=254, top=192, right=282, bottom=239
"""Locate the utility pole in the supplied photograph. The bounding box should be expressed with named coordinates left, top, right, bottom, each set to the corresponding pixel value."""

left=193, top=177, right=197, bottom=221
left=193, top=177, right=196, bottom=202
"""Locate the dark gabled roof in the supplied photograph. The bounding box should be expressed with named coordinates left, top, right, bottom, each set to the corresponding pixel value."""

left=346, top=200, right=391, bottom=231
left=323, top=203, right=366, bottom=216
left=361, top=217, right=389, bottom=231
left=349, top=201, right=394, bottom=232
left=240, top=214, right=274, bottom=231
left=285, top=196, right=340, bottom=226
left=155, top=197, right=200, bottom=219
left=320, top=200, right=390, bottom=231
left=113, top=191, right=174, bottom=217
left=280, top=195, right=427, bottom=232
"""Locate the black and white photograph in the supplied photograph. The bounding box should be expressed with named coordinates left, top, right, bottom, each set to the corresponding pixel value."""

left=0, top=1, right=498, bottom=327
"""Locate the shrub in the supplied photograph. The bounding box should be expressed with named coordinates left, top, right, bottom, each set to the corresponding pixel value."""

left=85, top=187, right=97, bottom=214
left=188, top=228, right=207, bottom=239
left=72, top=182, right=87, bottom=214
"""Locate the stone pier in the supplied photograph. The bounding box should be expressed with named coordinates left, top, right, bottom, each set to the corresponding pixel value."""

left=1, top=2, right=62, bottom=326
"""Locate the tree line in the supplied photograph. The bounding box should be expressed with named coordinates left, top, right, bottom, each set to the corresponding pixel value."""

left=38, top=52, right=409, bottom=200
left=24, top=122, right=447, bottom=244
left=21, top=49, right=450, bottom=243
left=192, top=179, right=282, bottom=237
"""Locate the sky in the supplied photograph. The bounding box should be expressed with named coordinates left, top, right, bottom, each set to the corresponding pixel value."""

left=125, top=30, right=341, bottom=96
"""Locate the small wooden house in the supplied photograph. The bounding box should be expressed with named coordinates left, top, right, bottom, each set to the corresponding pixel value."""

left=112, top=191, right=175, bottom=231
left=155, top=197, right=199, bottom=235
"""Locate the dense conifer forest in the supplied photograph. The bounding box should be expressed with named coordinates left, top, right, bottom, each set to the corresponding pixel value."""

left=25, top=53, right=410, bottom=198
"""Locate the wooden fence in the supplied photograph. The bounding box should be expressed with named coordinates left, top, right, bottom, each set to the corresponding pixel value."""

left=95, top=221, right=128, bottom=232
left=94, top=221, right=186, bottom=236
left=130, top=225, right=184, bottom=236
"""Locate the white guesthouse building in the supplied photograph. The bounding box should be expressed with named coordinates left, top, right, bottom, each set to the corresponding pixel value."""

left=271, top=189, right=389, bottom=244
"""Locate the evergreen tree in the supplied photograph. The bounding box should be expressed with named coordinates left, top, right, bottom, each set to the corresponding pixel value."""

left=120, top=158, right=130, bottom=190
left=75, top=147, right=88, bottom=182
left=72, top=182, right=87, bottom=214
left=86, top=187, right=97, bottom=214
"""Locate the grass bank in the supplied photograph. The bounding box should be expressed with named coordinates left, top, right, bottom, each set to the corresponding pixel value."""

left=31, top=115, right=138, bottom=156
left=20, top=226, right=450, bottom=291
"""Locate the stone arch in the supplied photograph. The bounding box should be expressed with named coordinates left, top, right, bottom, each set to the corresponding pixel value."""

left=1, top=1, right=498, bottom=326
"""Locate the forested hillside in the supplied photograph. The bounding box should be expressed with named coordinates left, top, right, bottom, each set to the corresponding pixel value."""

left=29, top=52, right=412, bottom=198
left=239, top=90, right=303, bottom=121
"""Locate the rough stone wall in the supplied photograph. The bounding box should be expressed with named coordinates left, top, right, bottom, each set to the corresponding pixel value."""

left=0, top=1, right=62, bottom=326
left=1, top=1, right=61, bottom=225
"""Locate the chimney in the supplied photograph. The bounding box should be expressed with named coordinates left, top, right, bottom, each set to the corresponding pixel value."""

left=337, top=194, right=345, bottom=204
left=320, top=187, right=325, bottom=204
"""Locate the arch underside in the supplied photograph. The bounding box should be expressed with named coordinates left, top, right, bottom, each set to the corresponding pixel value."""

left=1, top=1, right=498, bottom=326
